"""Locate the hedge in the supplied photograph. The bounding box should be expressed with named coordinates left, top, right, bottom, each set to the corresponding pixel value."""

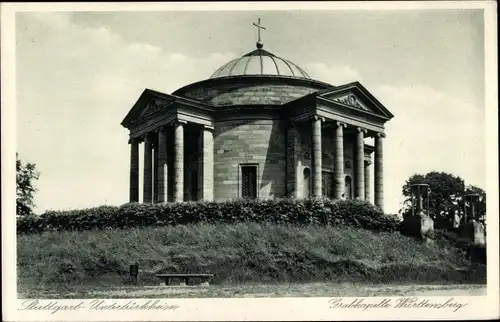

left=17, top=198, right=401, bottom=234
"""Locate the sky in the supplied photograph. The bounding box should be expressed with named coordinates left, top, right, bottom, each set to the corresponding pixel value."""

left=15, top=8, right=487, bottom=214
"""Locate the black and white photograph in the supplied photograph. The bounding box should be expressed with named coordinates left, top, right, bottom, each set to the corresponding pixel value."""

left=2, top=1, right=498, bottom=321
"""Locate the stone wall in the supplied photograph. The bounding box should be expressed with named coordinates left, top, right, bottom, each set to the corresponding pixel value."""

left=189, top=83, right=316, bottom=106
left=161, top=121, right=364, bottom=202
left=286, top=124, right=299, bottom=198
left=213, top=119, right=286, bottom=200
left=175, top=80, right=323, bottom=106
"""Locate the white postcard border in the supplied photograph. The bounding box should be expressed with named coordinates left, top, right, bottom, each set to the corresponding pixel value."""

left=2, top=1, right=499, bottom=321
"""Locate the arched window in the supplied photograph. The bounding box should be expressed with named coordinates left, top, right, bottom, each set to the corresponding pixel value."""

left=345, top=175, right=352, bottom=199
left=303, top=168, right=311, bottom=198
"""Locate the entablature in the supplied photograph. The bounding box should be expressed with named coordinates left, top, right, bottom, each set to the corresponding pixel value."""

left=284, top=81, right=392, bottom=135
left=123, top=89, right=215, bottom=139
left=123, top=81, right=393, bottom=140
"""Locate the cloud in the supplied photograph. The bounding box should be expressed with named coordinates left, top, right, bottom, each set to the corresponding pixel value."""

left=303, top=62, right=362, bottom=85
left=16, top=12, right=237, bottom=212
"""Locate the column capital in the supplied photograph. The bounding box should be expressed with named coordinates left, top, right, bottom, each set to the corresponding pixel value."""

left=376, top=132, right=386, bottom=138
left=356, top=127, right=368, bottom=134
left=128, top=137, right=139, bottom=144
left=335, top=121, right=347, bottom=128
left=364, top=160, right=372, bottom=166
left=172, top=119, right=188, bottom=126
left=202, top=124, right=215, bottom=131
left=313, top=115, right=325, bottom=122
left=142, top=132, right=153, bottom=142
left=155, top=124, right=170, bottom=133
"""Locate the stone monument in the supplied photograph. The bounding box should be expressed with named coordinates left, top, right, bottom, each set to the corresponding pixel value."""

left=401, top=183, right=434, bottom=241
left=461, top=193, right=486, bottom=247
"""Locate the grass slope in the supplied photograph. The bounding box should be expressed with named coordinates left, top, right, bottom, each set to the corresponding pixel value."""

left=17, top=223, right=485, bottom=293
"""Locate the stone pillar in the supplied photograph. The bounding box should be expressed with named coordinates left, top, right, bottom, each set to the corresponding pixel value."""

left=355, top=127, right=366, bottom=200
left=364, top=160, right=371, bottom=202
left=129, top=139, right=139, bottom=202
left=286, top=123, right=299, bottom=198
left=374, top=133, right=385, bottom=211
left=197, top=129, right=203, bottom=201
left=153, top=142, right=158, bottom=202
left=202, top=125, right=214, bottom=200
left=156, top=126, right=168, bottom=203
left=334, top=122, right=346, bottom=200
left=143, top=134, right=153, bottom=203
left=173, top=120, right=185, bottom=202
left=312, top=116, right=323, bottom=197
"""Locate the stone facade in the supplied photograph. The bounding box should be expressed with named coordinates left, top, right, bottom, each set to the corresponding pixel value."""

left=214, top=119, right=286, bottom=199
left=122, top=46, right=394, bottom=211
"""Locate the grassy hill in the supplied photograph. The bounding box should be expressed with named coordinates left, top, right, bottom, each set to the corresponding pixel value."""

left=17, top=223, right=485, bottom=293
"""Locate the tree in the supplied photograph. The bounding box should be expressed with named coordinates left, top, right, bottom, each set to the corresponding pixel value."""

left=399, top=171, right=486, bottom=229
left=16, top=153, right=40, bottom=216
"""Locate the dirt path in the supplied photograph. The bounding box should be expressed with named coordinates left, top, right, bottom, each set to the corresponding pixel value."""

left=20, top=283, right=487, bottom=299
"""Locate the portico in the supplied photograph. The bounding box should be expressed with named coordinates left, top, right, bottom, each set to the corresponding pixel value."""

left=123, top=80, right=392, bottom=212
left=286, top=114, right=386, bottom=211
left=128, top=119, right=215, bottom=204
left=121, top=20, right=393, bottom=213
left=284, top=82, right=392, bottom=211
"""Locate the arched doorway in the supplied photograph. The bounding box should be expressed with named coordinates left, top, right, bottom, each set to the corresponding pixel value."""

left=303, top=168, right=311, bottom=198
left=345, top=175, right=352, bottom=199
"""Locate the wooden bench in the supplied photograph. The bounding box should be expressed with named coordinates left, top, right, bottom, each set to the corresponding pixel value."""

left=156, top=273, right=214, bottom=286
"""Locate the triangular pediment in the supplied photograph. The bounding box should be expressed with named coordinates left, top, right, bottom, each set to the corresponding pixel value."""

left=325, top=92, right=371, bottom=112
left=139, top=97, right=175, bottom=118
left=121, top=89, right=171, bottom=127
left=317, top=82, right=394, bottom=119
left=121, top=89, right=210, bottom=128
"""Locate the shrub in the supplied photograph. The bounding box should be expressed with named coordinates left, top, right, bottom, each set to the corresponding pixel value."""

left=17, top=198, right=400, bottom=234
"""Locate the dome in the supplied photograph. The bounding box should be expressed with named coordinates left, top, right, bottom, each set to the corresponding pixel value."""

left=210, top=46, right=311, bottom=79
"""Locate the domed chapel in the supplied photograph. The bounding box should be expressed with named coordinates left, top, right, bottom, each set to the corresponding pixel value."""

left=121, top=19, right=394, bottom=211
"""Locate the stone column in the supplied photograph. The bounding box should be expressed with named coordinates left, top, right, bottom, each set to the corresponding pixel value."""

left=153, top=142, right=158, bottom=202
left=364, top=160, right=371, bottom=202
left=143, top=134, right=153, bottom=203
left=374, top=133, right=385, bottom=211
left=129, top=139, right=139, bottom=202
left=197, top=129, right=203, bottom=201
left=355, top=127, right=366, bottom=200
left=286, top=123, right=299, bottom=198
left=312, top=116, right=323, bottom=197
left=201, top=125, right=214, bottom=200
left=334, top=122, right=346, bottom=199
left=173, top=120, right=185, bottom=202
left=156, top=126, right=168, bottom=203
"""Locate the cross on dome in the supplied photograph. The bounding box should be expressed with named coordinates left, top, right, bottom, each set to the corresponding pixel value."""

left=252, top=18, right=266, bottom=49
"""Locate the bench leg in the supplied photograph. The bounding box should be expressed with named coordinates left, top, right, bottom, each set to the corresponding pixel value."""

left=166, top=278, right=170, bottom=286
left=184, top=278, right=189, bottom=286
